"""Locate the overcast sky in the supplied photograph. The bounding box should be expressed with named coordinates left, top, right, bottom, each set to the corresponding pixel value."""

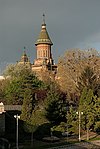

left=0, top=0, right=100, bottom=73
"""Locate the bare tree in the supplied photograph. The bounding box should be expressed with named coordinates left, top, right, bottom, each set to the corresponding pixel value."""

left=56, top=48, right=100, bottom=95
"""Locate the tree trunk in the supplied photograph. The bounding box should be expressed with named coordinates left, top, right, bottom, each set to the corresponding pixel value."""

left=31, top=132, right=33, bottom=147
left=87, top=127, right=89, bottom=141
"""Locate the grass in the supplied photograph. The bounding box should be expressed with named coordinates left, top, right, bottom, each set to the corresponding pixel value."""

left=89, top=136, right=100, bottom=141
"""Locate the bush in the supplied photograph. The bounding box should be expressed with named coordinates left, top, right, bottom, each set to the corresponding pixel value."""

left=34, top=123, right=51, bottom=140
left=94, top=121, right=100, bottom=134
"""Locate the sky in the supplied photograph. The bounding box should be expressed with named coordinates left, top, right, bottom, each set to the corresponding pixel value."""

left=0, top=0, right=100, bottom=74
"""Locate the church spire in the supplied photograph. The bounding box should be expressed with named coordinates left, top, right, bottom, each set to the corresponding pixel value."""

left=19, top=47, right=30, bottom=63
left=42, top=13, right=45, bottom=25
left=35, top=14, right=53, bottom=45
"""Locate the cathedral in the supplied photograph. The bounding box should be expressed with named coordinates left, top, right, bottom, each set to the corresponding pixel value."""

left=18, top=14, right=57, bottom=79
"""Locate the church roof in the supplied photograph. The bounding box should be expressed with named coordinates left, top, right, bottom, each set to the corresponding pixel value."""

left=35, top=15, right=53, bottom=45
left=20, top=50, right=30, bottom=63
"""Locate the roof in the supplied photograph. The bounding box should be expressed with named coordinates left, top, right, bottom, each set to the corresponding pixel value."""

left=35, top=23, right=53, bottom=45
left=20, top=51, right=30, bottom=63
left=4, top=105, right=22, bottom=111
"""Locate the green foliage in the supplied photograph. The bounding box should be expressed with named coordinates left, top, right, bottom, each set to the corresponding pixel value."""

left=31, top=108, right=48, bottom=126
left=52, top=122, right=67, bottom=133
left=21, top=88, right=47, bottom=134
left=34, top=123, right=51, bottom=139
left=21, top=89, right=35, bottom=121
left=20, top=82, right=46, bottom=133
left=66, top=66, right=100, bottom=135
left=67, top=106, right=78, bottom=134
left=4, top=78, right=23, bottom=104
left=3, top=64, right=45, bottom=105
left=21, top=106, right=48, bottom=134
left=79, top=88, right=99, bottom=131
left=94, top=97, right=100, bottom=118
left=78, top=66, right=98, bottom=93
left=44, top=90, right=66, bottom=125
left=2, top=63, right=47, bottom=134
left=23, top=122, right=38, bottom=134
left=20, top=72, right=44, bottom=90
left=52, top=106, right=78, bottom=135
left=94, top=121, right=100, bottom=133
left=0, top=79, right=9, bottom=103
left=3, top=64, right=31, bottom=78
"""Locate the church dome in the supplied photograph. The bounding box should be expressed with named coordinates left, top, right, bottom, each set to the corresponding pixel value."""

left=35, top=15, right=53, bottom=45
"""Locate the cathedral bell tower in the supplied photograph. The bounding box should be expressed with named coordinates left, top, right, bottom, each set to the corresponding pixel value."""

left=34, top=14, right=54, bottom=66
left=17, top=15, right=57, bottom=79
left=18, top=47, right=31, bottom=68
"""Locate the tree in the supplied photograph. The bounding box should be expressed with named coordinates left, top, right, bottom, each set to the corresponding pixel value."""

left=78, top=66, right=98, bottom=93
left=79, top=88, right=99, bottom=140
left=21, top=88, right=47, bottom=146
left=2, top=64, right=44, bottom=104
left=2, top=63, right=48, bottom=138
left=56, top=48, right=100, bottom=95
left=66, top=88, right=100, bottom=138
left=4, top=78, right=23, bottom=104
left=67, top=106, right=78, bottom=135
left=3, top=63, right=31, bottom=79
left=94, top=97, right=100, bottom=134
left=44, top=89, right=66, bottom=125
left=0, top=79, right=9, bottom=104
left=21, top=89, right=35, bottom=121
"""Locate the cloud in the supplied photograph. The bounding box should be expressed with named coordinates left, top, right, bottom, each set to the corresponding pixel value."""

left=0, top=0, right=100, bottom=72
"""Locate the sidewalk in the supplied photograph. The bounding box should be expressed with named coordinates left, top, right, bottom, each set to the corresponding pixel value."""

left=91, top=140, right=100, bottom=146
left=47, top=141, right=100, bottom=149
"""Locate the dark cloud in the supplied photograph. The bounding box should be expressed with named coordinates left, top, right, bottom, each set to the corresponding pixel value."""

left=0, top=0, right=100, bottom=73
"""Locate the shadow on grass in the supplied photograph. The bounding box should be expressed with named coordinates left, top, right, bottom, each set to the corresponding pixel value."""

left=21, top=139, right=100, bottom=149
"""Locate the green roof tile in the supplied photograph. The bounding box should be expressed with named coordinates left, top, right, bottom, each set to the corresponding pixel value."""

left=35, top=24, right=53, bottom=45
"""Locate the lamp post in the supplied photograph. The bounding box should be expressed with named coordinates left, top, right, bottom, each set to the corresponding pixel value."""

left=14, top=114, right=20, bottom=149
left=76, top=111, right=83, bottom=142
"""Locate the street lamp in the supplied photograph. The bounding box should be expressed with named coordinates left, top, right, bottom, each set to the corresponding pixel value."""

left=14, top=114, right=20, bottom=149
left=76, top=111, right=83, bottom=142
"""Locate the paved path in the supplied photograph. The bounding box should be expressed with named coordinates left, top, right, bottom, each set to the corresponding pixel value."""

left=48, top=141, right=100, bottom=149
left=91, top=140, right=100, bottom=147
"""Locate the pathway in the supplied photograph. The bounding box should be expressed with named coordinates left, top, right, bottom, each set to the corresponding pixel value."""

left=48, top=141, right=100, bottom=149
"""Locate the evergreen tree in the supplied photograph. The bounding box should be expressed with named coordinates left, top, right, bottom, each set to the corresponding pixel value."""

left=44, top=90, right=66, bottom=125
left=4, top=78, right=23, bottom=104
left=78, top=66, right=98, bottom=93
left=67, top=106, right=78, bottom=134
left=79, top=88, right=100, bottom=139
left=3, top=64, right=44, bottom=104
left=21, top=89, right=35, bottom=121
